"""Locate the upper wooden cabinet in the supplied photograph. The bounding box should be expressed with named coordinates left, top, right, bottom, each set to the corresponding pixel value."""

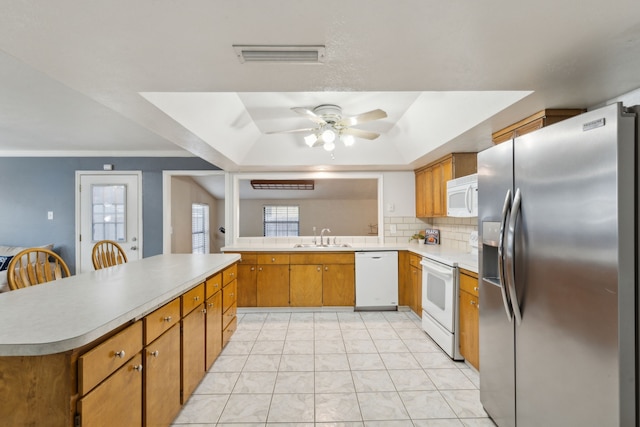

left=415, top=153, right=477, bottom=218
left=492, top=108, right=584, bottom=144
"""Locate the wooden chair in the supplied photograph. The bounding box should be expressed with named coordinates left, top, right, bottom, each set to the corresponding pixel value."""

left=7, top=248, right=71, bottom=290
left=92, top=240, right=128, bottom=270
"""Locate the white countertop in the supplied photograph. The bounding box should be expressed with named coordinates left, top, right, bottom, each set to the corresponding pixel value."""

left=222, top=242, right=478, bottom=273
left=0, top=253, right=240, bottom=356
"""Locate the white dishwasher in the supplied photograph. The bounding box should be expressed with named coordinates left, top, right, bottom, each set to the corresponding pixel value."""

left=355, top=251, right=398, bottom=311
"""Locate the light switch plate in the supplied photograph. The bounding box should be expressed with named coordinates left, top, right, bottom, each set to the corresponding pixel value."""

left=47, top=211, right=53, bottom=220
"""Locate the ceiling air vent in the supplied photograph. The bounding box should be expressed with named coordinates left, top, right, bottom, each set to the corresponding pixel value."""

left=250, top=180, right=315, bottom=190
left=233, top=45, right=325, bottom=64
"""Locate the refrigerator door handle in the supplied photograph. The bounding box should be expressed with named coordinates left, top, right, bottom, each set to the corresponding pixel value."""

left=465, top=185, right=472, bottom=213
left=506, top=188, right=523, bottom=325
left=497, top=189, right=513, bottom=321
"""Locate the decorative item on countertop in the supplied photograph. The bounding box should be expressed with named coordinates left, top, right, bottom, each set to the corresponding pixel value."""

left=409, top=232, right=425, bottom=243
left=425, top=229, right=440, bottom=245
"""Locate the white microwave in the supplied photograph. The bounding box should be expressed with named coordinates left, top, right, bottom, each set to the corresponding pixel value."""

left=446, top=173, right=478, bottom=217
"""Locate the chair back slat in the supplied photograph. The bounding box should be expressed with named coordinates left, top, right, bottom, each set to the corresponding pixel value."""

left=7, top=248, right=71, bottom=290
left=92, top=240, right=128, bottom=270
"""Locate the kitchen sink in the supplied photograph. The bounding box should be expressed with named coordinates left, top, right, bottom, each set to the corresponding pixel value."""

left=293, top=243, right=351, bottom=248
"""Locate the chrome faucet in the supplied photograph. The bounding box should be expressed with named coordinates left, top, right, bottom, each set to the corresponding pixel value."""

left=320, top=228, right=331, bottom=246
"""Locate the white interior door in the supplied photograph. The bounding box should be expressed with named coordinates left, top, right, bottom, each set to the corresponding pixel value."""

left=76, top=172, right=142, bottom=273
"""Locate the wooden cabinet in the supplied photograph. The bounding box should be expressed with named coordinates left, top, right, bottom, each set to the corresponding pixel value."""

left=77, top=353, right=143, bottom=427
left=256, top=264, right=290, bottom=306
left=322, top=263, right=355, bottom=306
left=290, top=264, right=323, bottom=306
left=205, top=274, right=223, bottom=370
left=234, top=253, right=257, bottom=307
left=492, top=108, right=584, bottom=144
left=222, top=265, right=238, bottom=347
left=409, top=253, right=422, bottom=316
left=415, top=153, right=477, bottom=218
left=289, top=252, right=355, bottom=307
left=458, top=269, right=479, bottom=370
left=77, top=321, right=144, bottom=427
left=181, top=283, right=206, bottom=404
left=144, top=324, right=181, bottom=427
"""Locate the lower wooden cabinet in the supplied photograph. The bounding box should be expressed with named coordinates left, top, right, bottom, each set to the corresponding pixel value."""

left=290, top=264, right=323, bottom=306
left=181, top=297, right=206, bottom=403
left=458, top=269, right=479, bottom=370
left=257, top=264, right=290, bottom=306
left=237, top=263, right=257, bottom=307
left=144, top=325, right=181, bottom=427
left=322, top=264, right=355, bottom=306
left=77, top=352, right=143, bottom=427
left=205, top=290, right=223, bottom=370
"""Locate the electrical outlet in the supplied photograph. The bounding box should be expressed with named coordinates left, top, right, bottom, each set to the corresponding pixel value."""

left=390, top=224, right=397, bottom=234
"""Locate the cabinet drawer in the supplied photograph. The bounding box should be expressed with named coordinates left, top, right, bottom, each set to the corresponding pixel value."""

left=223, top=280, right=237, bottom=312
left=223, top=263, right=237, bottom=285
left=182, top=283, right=205, bottom=316
left=206, top=273, right=222, bottom=299
left=232, top=252, right=256, bottom=264
left=222, top=315, right=237, bottom=347
left=257, top=253, right=290, bottom=264
left=78, top=321, right=143, bottom=396
left=459, top=272, right=479, bottom=297
left=144, top=298, right=180, bottom=345
left=289, top=253, right=354, bottom=264
left=223, top=302, right=237, bottom=330
left=77, top=353, right=143, bottom=427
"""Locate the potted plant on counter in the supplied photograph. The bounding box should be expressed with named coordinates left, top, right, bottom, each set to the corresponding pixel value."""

left=409, top=232, right=425, bottom=244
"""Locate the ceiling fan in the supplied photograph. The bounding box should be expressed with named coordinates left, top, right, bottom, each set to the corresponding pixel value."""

left=266, top=104, right=387, bottom=151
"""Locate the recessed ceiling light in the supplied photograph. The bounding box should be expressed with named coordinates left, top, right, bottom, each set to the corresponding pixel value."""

left=233, top=45, right=325, bottom=64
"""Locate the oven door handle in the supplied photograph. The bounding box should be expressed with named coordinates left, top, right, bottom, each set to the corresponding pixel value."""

left=420, top=259, right=454, bottom=276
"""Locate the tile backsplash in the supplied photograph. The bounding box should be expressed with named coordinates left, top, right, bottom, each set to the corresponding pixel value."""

left=384, top=216, right=478, bottom=252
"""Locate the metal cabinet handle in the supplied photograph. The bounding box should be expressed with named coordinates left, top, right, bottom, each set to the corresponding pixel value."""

left=317, top=267, right=321, bottom=272
left=163, top=316, right=172, bottom=322
left=208, top=302, right=213, bottom=308
left=133, top=365, right=143, bottom=372
left=271, top=257, right=276, bottom=262
left=258, top=267, right=263, bottom=271
left=114, top=350, right=125, bottom=359
left=130, top=246, right=138, bottom=250
left=324, top=266, right=328, bottom=271
left=250, top=267, right=255, bottom=271
left=470, top=300, right=477, bottom=306
left=473, top=287, right=479, bottom=292
left=202, top=308, right=207, bottom=314
left=149, top=350, right=159, bottom=357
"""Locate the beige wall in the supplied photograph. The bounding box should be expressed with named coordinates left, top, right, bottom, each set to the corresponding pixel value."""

left=239, top=198, right=378, bottom=237
left=171, top=176, right=223, bottom=253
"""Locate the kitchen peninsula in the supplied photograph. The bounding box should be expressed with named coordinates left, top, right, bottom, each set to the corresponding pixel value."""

left=0, top=253, right=240, bottom=427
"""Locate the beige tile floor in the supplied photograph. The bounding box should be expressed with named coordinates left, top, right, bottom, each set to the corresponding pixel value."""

left=171, top=309, right=496, bottom=426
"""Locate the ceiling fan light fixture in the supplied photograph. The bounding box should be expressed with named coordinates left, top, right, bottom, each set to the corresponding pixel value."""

left=321, top=127, right=336, bottom=144
left=304, top=133, right=318, bottom=147
left=323, top=140, right=336, bottom=151
left=341, top=134, right=355, bottom=147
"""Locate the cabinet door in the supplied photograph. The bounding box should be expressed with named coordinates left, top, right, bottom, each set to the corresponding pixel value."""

left=322, top=264, right=355, bottom=306
left=145, top=325, right=181, bottom=427
left=205, top=291, right=223, bottom=370
left=415, top=169, right=426, bottom=217
left=432, top=162, right=446, bottom=216
left=410, top=265, right=421, bottom=316
left=459, top=290, right=479, bottom=370
left=181, top=304, right=205, bottom=403
left=237, top=264, right=257, bottom=307
left=257, top=264, right=290, bottom=307
left=398, top=251, right=412, bottom=307
left=77, top=353, right=143, bottom=427
left=424, top=167, right=435, bottom=217
left=290, top=264, right=323, bottom=306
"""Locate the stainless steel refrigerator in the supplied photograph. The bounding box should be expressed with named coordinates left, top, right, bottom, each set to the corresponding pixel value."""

left=478, top=102, right=637, bottom=427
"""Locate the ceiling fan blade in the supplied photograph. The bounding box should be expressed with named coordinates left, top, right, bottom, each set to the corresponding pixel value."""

left=336, top=109, right=387, bottom=127
left=291, top=107, right=327, bottom=125
left=341, top=128, right=380, bottom=140
left=265, top=127, right=318, bottom=135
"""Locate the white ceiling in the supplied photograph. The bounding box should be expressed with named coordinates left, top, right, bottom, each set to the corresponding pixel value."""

left=0, top=1, right=639, bottom=171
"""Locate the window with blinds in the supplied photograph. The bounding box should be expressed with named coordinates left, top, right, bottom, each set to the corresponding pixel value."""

left=263, top=205, right=299, bottom=237
left=192, top=203, right=210, bottom=254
